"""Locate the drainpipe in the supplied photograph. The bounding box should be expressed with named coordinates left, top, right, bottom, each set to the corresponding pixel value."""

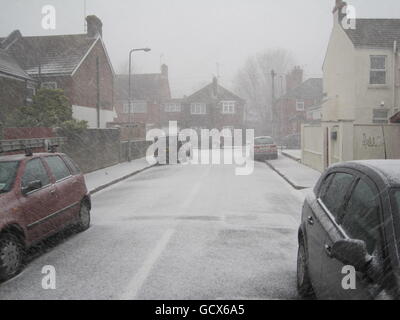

left=393, top=40, right=397, bottom=118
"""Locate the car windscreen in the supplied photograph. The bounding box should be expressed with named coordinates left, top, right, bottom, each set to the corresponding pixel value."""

left=0, top=161, right=20, bottom=194
left=255, top=137, right=274, bottom=145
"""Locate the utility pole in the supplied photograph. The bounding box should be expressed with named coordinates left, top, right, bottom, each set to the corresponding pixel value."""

left=271, top=70, right=276, bottom=137
left=96, top=56, right=100, bottom=128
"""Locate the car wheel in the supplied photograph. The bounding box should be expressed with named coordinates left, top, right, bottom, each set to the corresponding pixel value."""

left=297, top=237, right=315, bottom=299
left=76, top=201, right=91, bottom=232
left=0, top=232, right=24, bottom=281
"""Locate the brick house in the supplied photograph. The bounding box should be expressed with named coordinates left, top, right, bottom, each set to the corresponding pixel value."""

left=113, top=64, right=171, bottom=130
left=182, top=77, right=245, bottom=133
left=273, top=67, right=323, bottom=141
left=0, top=15, right=115, bottom=128
left=0, top=48, right=36, bottom=129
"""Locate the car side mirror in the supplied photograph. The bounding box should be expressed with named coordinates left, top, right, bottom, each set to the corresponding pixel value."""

left=331, top=239, right=373, bottom=272
left=22, top=180, right=42, bottom=195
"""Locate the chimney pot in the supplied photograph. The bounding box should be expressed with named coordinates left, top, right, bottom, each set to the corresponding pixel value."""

left=161, top=64, right=168, bottom=78
left=86, top=15, right=103, bottom=38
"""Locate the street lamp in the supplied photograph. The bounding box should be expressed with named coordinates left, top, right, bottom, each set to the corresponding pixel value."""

left=127, top=47, right=151, bottom=161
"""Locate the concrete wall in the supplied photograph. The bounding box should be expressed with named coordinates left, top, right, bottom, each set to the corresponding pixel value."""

left=302, top=121, right=400, bottom=172
left=57, top=128, right=121, bottom=173
left=301, top=124, right=325, bottom=172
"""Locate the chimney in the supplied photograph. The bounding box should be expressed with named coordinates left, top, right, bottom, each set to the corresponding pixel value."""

left=285, top=66, right=303, bottom=93
left=1, top=30, right=22, bottom=50
left=332, top=0, right=347, bottom=23
left=161, top=64, right=168, bottom=78
left=212, top=76, right=218, bottom=98
left=86, top=15, right=103, bottom=38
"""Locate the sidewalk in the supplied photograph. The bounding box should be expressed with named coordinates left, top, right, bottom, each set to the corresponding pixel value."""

left=266, top=154, right=321, bottom=190
left=84, top=157, right=155, bottom=194
left=281, top=149, right=301, bottom=162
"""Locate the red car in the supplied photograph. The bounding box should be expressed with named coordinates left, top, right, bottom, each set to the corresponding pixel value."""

left=0, top=152, right=91, bottom=281
left=253, top=136, right=278, bottom=161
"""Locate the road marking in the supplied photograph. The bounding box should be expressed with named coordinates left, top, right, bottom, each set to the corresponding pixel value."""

left=120, top=228, right=175, bottom=300
left=120, top=166, right=209, bottom=299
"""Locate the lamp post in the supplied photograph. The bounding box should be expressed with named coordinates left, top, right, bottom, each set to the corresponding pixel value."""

left=127, top=47, right=151, bottom=161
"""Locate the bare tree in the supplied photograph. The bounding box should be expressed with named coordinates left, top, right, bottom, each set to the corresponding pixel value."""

left=234, top=48, right=295, bottom=135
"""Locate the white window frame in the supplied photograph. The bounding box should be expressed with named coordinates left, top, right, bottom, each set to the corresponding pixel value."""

left=123, top=101, right=147, bottom=113
left=191, top=103, right=206, bottom=115
left=164, top=103, right=181, bottom=112
left=370, top=55, right=387, bottom=85
left=296, top=100, right=305, bottom=111
left=221, top=101, right=235, bottom=114
left=41, top=81, right=58, bottom=89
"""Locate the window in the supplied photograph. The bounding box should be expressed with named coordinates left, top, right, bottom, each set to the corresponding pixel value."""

left=122, top=101, right=147, bottom=113
left=164, top=103, right=181, bottom=112
left=132, top=101, right=147, bottom=113
left=296, top=100, right=305, bottom=111
left=221, top=101, right=235, bottom=114
left=321, top=172, right=354, bottom=219
left=44, top=156, right=71, bottom=182
left=62, top=155, right=81, bottom=175
left=370, top=55, right=386, bottom=85
left=0, top=161, right=19, bottom=193
left=41, top=81, right=58, bottom=89
left=191, top=103, right=206, bottom=114
left=254, top=137, right=274, bottom=145
left=341, top=180, right=382, bottom=254
left=21, top=159, right=50, bottom=189
left=373, top=108, right=389, bottom=124
left=123, top=103, right=130, bottom=114
left=26, top=83, right=36, bottom=103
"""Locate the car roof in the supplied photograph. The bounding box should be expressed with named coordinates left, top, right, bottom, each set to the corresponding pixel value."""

left=0, top=152, right=64, bottom=162
left=255, top=136, right=274, bottom=139
left=331, top=160, right=400, bottom=187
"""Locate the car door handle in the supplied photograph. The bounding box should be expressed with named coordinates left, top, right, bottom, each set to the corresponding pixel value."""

left=325, top=244, right=332, bottom=258
left=50, top=189, right=56, bottom=195
left=307, top=216, right=314, bottom=225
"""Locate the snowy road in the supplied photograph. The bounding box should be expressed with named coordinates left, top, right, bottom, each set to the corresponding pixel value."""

left=0, top=159, right=306, bottom=299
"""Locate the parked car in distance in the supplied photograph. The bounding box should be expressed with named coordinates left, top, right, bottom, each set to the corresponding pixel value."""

left=282, top=133, right=300, bottom=150
left=0, top=152, right=91, bottom=281
left=297, top=160, right=400, bottom=300
left=253, top=136, right=278, bottom=161
left=154, top=135, right=189, bottom=164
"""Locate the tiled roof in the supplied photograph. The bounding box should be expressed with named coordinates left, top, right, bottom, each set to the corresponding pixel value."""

left=1, top=33, right=97, bottom=76
left=279, top=78, right=323, bottom=100
left=115, top=74, right=171, bottom=102
left=0, top=49, right=32, bottom=80
left=185, top=82, right=244, bottom=104
left=344, top=19, right=400, bottom=48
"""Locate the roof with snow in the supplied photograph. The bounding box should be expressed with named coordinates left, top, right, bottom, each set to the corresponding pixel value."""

left=279, top=78, right=323, bottom=101
left=0, top=49, right=33, bottom=81
left=0, top=33, right=98, bottom=76
left=115, top=73, right=171, bottom=103
left=344, top=19, right=400, bottom=48
left=185, top=80, right=245, bottom=104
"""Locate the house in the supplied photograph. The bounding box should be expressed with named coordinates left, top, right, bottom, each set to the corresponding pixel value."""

left=0, top=15, right=116, bottom=128
left=182, top=77, right=245, bottom=134
left=301, top=0, right=400, bottom=172
left=323, top=0, right=400, bottom=124
left=273, top=66, right=323, bottom=140
left=113, top=64, right=171, bottom=131
left=0, top=48, right=36, bottom=128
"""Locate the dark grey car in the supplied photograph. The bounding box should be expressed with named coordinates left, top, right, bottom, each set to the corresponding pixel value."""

left=297, top=160, right=400, bottom=300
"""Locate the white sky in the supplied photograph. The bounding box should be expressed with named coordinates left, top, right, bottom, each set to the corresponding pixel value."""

left=1, top=0, right=400, bottom=97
